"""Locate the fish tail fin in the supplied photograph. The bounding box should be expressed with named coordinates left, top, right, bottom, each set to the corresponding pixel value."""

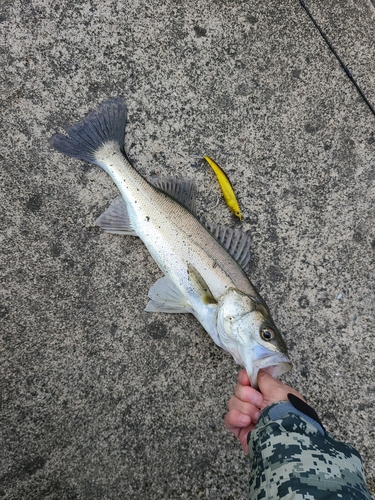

left=49, top=97, right=127, bottom=166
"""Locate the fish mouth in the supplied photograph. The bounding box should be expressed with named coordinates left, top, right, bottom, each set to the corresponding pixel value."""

left=250, top=353, right=292, bottom=390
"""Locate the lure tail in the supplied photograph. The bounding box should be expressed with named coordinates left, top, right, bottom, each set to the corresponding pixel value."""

left=49, top=97, right=128, bottom=168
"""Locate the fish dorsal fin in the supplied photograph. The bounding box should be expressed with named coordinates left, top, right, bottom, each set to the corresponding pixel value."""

left=145, top=276, right=193, bottom=313
left=94, top=196, right=138, bottom=236
left=148, top=175, right=197, bottom=216
left=207, top=223, right=252, bottom=270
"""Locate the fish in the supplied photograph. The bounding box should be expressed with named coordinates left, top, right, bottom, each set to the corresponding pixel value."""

left=203, top=155, right=243, bottom=220
left=50, top=97, right=291, bottom=389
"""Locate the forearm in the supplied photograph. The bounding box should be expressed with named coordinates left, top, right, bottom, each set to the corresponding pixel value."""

left=248, top=400, right=372, bottom=500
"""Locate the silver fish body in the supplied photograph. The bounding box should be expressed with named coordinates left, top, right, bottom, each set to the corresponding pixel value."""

left=50, top=98, right=291, bottom=388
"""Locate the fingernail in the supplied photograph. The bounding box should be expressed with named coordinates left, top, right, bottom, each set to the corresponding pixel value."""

left=254, top=411, right=261, bottom=421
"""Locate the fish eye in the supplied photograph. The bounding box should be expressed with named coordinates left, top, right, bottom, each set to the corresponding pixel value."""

left=261, top=328, right=275, bottom=341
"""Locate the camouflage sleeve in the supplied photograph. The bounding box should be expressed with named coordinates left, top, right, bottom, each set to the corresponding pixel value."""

left=247, top=400, right=372, bottom=499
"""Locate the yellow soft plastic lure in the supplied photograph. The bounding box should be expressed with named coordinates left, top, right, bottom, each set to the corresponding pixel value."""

left=203, top=155, right=243, bottom=220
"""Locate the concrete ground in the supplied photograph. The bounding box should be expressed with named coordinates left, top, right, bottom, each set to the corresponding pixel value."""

left=1, top=0, right=375, bottom=498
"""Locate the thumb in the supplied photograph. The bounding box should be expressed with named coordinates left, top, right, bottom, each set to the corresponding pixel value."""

left=257, top=369, right=306, bottom=406
left=257, top=369, right=285, bottom=398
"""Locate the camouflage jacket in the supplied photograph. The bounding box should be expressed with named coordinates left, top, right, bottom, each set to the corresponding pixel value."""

left=247, top=398, right=372, bottom=499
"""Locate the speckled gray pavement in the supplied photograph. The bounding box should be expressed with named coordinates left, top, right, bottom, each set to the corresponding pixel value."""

left=1, top=1, right=375, bottom=498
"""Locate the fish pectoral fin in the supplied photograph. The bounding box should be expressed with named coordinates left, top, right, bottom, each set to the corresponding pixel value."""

left=187, top=264, right=217, bottom=306
left=94, top=195, right=138, bottom=236
left=147, top=175, right=197, bottom=217
left=145, top=276, right=193, bottom=314
left=206, top=223, right=252, bottom=270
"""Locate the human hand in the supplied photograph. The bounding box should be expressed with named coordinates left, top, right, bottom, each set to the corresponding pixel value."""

left=224, top=369, right=305, bottom=453
left=224, top=369, right=263, bottom=453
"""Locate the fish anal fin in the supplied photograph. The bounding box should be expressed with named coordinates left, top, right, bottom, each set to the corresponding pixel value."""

left=145, top=276, right=193, bottom=314
left=94, top=195, right=138, bottom=236
left=148, top=175, right=197, bottom=216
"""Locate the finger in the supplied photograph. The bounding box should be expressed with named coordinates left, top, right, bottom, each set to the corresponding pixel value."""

left=257, top=370, right=288, bottom=404
left=238, top=427, right=254, bottom=453
left=257, top=369, right=306, bottom=404
left=227, top=397, right=261, bottom=423
left=224, top=421, right=252, bottom=454
left=238, top=369, right=250, bottom=386
left=257, top=369, right=281, bottom=386
left=257, top=369, right=287, bottom=393
left=234, top=383, right=264, bottom=407
left=224, top=409, right=251, bottom=430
